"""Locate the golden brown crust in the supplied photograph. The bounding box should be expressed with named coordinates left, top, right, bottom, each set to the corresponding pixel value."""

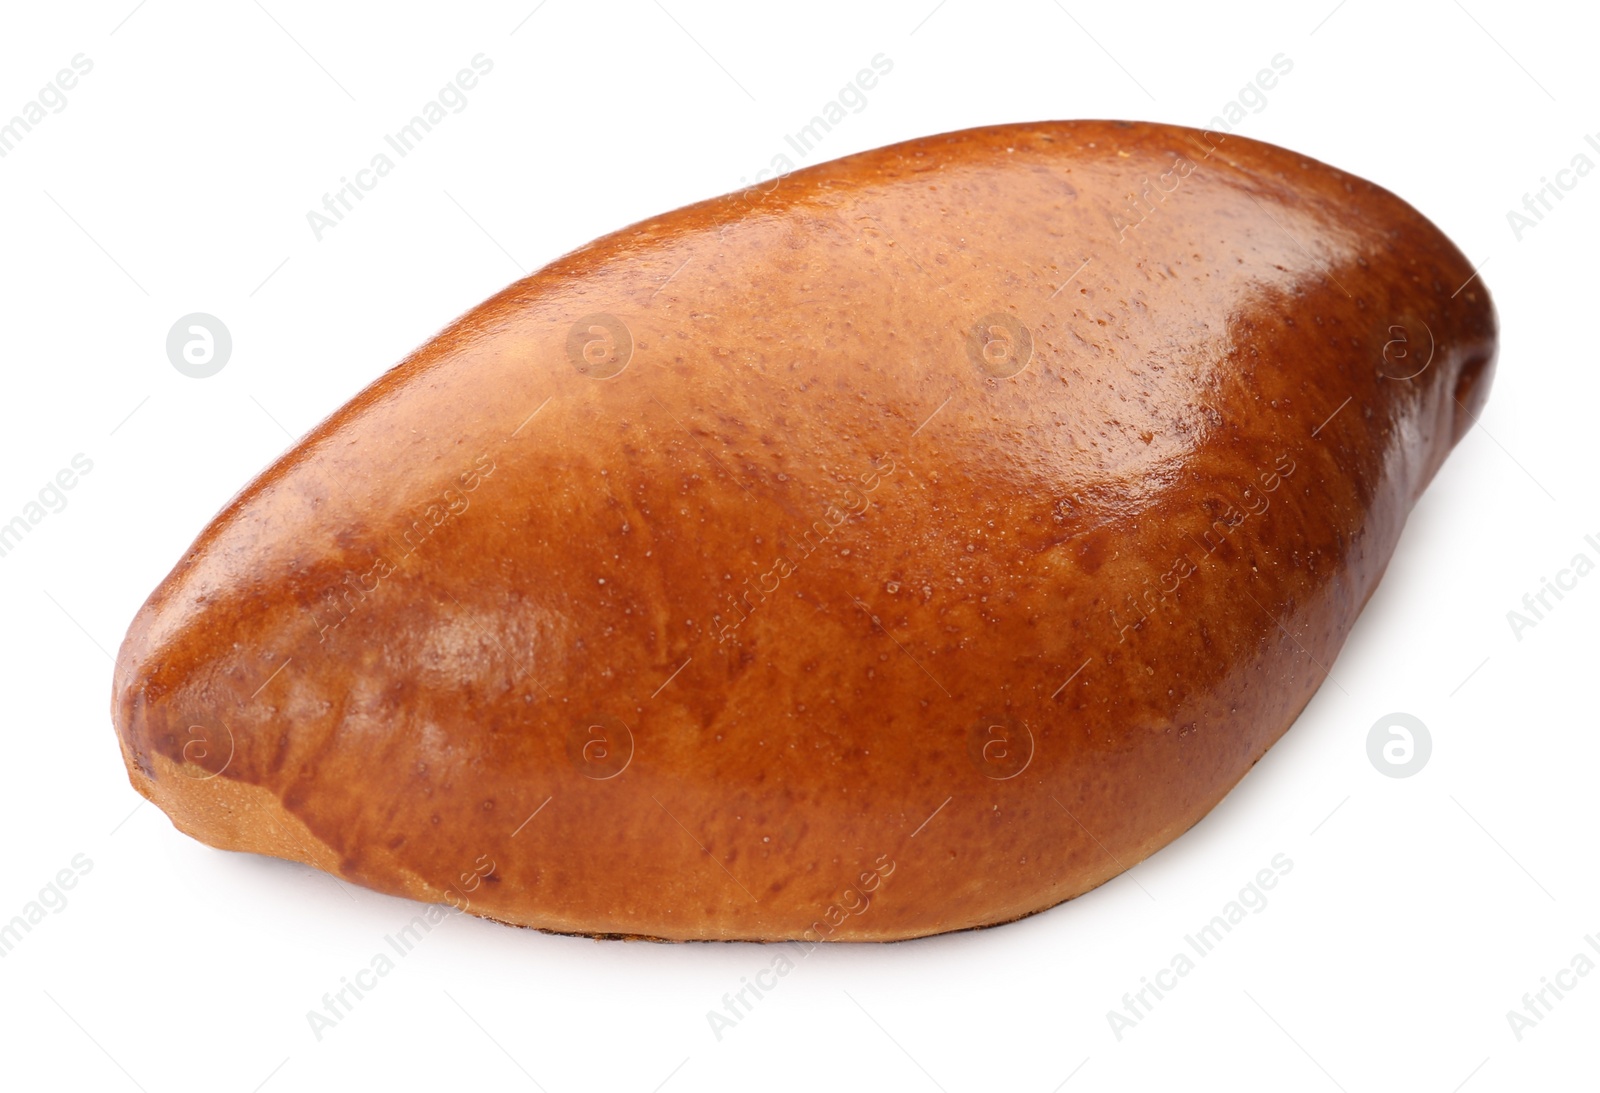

left=111, top=120, right=1496, bottom=941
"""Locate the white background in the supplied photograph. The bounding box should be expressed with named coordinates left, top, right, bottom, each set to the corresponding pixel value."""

left=1, top=1, right=1595, bottom=1090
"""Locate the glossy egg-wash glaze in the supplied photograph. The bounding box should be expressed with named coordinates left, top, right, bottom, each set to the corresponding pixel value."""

left=113, top=121, right=1495, bottom=941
